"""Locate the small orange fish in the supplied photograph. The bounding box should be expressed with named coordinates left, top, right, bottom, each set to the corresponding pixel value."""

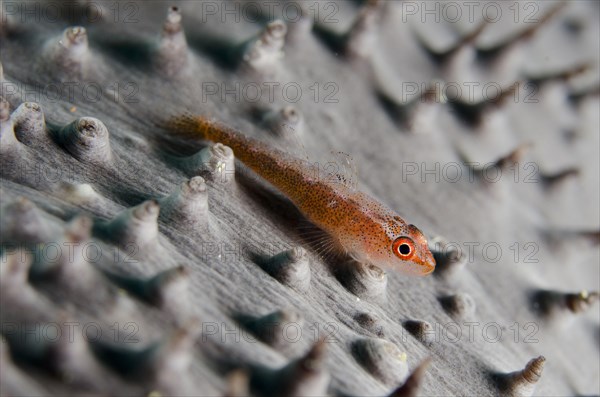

left=167, top=115, right=435, bottom=275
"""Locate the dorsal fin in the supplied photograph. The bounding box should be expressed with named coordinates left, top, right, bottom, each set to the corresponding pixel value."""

left=324, top=151, right=359, bottom=191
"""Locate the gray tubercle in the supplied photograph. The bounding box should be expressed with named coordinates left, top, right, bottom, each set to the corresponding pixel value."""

left=417, top=18, right=489, bottom=66
left=53, top=182, right=105, bottom=206
left=153, top=319, right=201, bottom=368
left=542, top=229, right=600, bottom=251
left=479, top=2, right=566, bottom=57
left=159, top=176, right=209, bottom=232
left=99, top=200, right=160, bottom=253
left=185, top=143, right=236, bottom=184
left=429, top=236, right=467, bottom=279
left=446, top=82, right=522, bottom=128
left=495, top=356, right=546, bottom=397
left=241, top=19, right=287, bottom=73
left=312, top=0, right=382, bottom=59
left=11, top=102, right=48, bottom=146
left=352, top=337, right=409, bottom=386
left=465, top=143, right=532, bottom=180
left=344, top=0, right=383, bottom=59
left=337, top=260, right=387, bottom=302
left=47, top=314, right=131, bottom=393
left=0, top=197, right=62, bottom=244
left=0, top=336, right=49, bottom=396
left=531, top=289, right=599, bottom=317
left=0, top=97, right=9, bottom=122
left=284, top=6, right=314, bottom=44
left=0, top=98, right=19, bottom=151
left=0, top=100, right=39, bottom=186
left=55, top=117, right=113, bottom=165
left=106, top=265, right=191, bottom=314
left=146, top=267, right=191, bottom=314
left=272, top=339, right=330, bottom=397
left=263, top=105, right=305, bottom=137
left=24, top=216, right=132, bottom=317
left=259, top=246, right=311, bottom=292
left=354, top=312, right=385, bottom=337
left=388, top=358, right=431, bottom=397
left=0, top=249, right=59, bottom=325
left=29, top=214, right=93, bottom=278
left=439, top=293, right=476, bottom=319
left=149, top=319, right=202, bottom=394
left=242, top=309, right=304, bottom=350
left=89, top=319, right=202, bottom=395
left=565, top=290, right=599, bottom=313
left=43, top=26, right=90, bottom=81
left=403, top=320, right=434, bottom=347
left=377, top=81, right=444, bottom=132
left=155, top=6, right=189, bottom=77
left=0, top=248, right=32, bottom=286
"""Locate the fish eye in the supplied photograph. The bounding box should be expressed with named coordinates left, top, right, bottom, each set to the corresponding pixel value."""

left=392, top=237, right=415, bottom=260
left=399, top=244, right=411, bottom=255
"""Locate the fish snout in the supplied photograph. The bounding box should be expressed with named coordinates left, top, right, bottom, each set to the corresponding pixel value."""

left=419, top=249, right=436, bottom=275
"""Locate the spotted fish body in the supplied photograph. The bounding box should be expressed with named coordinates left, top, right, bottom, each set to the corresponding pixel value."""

left=169, top=115, right=435, bottom=275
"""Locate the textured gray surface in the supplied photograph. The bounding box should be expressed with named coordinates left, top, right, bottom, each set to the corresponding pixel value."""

left=1, top=1, right=599, bottom=396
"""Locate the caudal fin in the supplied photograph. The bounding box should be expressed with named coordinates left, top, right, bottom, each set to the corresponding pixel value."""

left=165, top=113, right=211, bottom=141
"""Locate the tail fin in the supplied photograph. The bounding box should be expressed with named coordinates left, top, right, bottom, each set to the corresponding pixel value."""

left=163, top=113, right=253, bottom=165
left=165, top=113, right=212, bottom=141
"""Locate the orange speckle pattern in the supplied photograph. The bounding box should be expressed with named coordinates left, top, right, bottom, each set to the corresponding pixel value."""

left=168, top=115, right=436, bottom=275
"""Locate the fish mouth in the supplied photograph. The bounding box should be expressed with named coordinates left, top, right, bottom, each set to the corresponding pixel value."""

left=417, top=253, right=436, bottom=275
left=421, top=265, right=435, bottom=275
